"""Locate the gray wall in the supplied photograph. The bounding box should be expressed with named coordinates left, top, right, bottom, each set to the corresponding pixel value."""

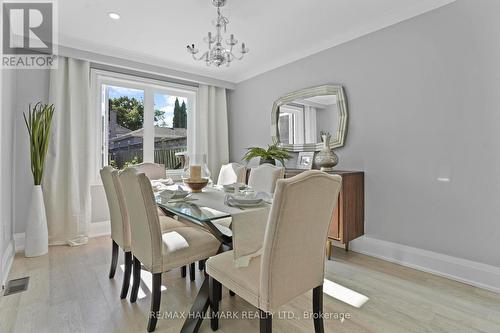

left=13, top=70, right=50, bottom=234
left=227, top=0, right=500, bottom=267
left=1, top=68, right=17, bottom=283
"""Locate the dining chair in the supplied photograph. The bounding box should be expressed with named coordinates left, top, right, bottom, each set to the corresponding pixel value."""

left=211, top=162, right=247, bottom=231
left=206, top=170, right=342, bottom=333
left=119, top=167, right=221, bottom=332
left=134, top=162, right=167, bottom=180
left=133, top=163, right=202, bottom=280
left=247, top=163, right=285, bottom=193
left=100, top=166, right=133, bottom=300
left=217, top=162, right=247, bottom=185
left=100, top=166, right=187, bottom=299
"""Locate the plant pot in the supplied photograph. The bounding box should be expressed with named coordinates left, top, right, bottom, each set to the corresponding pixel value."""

left=25, top=185, right=49, bottom=257
left=259, top=158, right=275, bottom=165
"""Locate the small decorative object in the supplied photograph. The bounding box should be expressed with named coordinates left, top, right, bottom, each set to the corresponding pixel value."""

left=186, top=0, right=249, bottom=68
left=296, top=152, right=315, bottom=170
left=314, top=132, right=338, bottom=172
left=243, top=141, right=290, bottom=166
left=24, top=102, right=54, bottom=257
left=182, top=154, right=211, bottom=193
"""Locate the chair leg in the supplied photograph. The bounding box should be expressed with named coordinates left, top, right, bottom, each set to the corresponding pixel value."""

left=109, top=240, right=119, bottom=278
left=313, top=285, right=324, bottom=333
left=198, top=259, right=205, bottom=271
left=259, top=310, right=272, bottom=333
left=181, top=265, right=187, bottom=278
left=130, top=256, right=141, bottom=303
left=120, top=251, right=132, bottom=299
left=209, top=276, right=222, bottom=331
left=190, top=262, right=196, bottom=281
left=147, top=273, right=162, bottom=332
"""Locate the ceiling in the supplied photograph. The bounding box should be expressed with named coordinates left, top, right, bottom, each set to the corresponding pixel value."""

left=58, top=0, right=455, bottom=83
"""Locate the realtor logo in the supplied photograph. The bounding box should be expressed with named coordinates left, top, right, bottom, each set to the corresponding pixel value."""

left=2, top=1, right=57, bottom=69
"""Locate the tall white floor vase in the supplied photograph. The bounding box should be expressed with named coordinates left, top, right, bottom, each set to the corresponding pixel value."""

left=25, top=185, right=49, bottom=257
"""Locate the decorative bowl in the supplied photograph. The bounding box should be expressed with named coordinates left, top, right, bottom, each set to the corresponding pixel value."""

left=183, top=178, right=209, bottom=193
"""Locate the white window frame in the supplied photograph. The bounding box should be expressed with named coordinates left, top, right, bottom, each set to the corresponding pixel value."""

left=90, top=69, right=198, bottom=181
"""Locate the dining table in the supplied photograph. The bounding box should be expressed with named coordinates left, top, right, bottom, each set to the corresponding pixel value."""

left=155, top=184, right=272, bottom=333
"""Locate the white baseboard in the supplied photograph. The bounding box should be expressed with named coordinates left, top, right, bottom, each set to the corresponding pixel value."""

left=13, top=222, right=111, bottom=253
left=14, top=233, right=25, bottom=253
left=350, top=236, right=500, bottom=293
left=1, top=239, right=15, bottom=288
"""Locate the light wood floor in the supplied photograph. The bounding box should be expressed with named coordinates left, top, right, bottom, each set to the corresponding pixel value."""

left=1, top=236, right=500, bottom=333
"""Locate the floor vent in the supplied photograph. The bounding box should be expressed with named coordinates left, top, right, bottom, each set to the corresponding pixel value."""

left=3, top=277, right=29, bottom=296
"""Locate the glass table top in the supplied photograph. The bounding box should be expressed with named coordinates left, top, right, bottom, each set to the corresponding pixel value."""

left=156, top=195, right=231, bottom=223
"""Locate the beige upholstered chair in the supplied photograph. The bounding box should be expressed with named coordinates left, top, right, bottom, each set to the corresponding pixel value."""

left=134, top=162, right=166, bottom=180
left=206, top=171, right=342, bottom=333
left=119, top=167, right=221, bottom=332
left=217, top=162, right=247, bottom=185
left=247, top=163, right=285, bottom=193
left=133, top=162, right=206, bottom=279
left=100, top=166, right=132, bottom=299
left=100, top=166, right=187, bottom=300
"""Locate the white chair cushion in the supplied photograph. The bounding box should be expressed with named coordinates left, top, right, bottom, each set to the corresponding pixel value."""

left=161, top=227, right=220, bottom=271
left=206, top=251, right=261, bottom=309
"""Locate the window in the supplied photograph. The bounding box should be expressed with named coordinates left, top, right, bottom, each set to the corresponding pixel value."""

left=92, top=70, right=197, bottom=175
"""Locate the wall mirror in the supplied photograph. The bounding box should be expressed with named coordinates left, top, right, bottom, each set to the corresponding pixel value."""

left=271, top=85, right=348, bottom=152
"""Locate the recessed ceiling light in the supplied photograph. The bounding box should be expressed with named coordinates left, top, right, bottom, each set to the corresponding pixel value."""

left=108, top=12, right=120, bottom=20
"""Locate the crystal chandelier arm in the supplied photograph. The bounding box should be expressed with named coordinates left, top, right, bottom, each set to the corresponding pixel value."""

left=192, top=51, right=209, bottom=61
left=229, top=42, right=249, bottom=60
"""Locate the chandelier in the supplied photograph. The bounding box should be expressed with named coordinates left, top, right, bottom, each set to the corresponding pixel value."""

left=186, top=0, right=249, bottom=67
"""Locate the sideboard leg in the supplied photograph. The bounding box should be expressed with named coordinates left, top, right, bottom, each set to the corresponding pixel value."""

left=326, top=240, right=332, bottom=260
left=345, top=241, right=349, bottom=252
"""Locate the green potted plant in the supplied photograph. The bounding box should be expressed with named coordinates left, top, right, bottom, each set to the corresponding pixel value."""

left=24, top=102, right=54, bottom=257
left=243, top=142, right=291, bottom=166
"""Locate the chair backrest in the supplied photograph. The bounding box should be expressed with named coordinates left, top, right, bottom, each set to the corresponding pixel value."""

left=259, top=171, right=342, bottom=311
left=100, top=166, right=131, bottom=251
left=248, top=163, right=284, bottom=193
left=217, top=163, right=247, bottom=185
left=134, top=162, right=166, bottom=180
left=119, top=167, right=163, bottom=272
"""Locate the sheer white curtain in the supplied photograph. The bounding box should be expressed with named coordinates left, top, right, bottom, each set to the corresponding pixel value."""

left=43, top=57, right=93, bottom=246
left=193, top=85, right=229, bottom=183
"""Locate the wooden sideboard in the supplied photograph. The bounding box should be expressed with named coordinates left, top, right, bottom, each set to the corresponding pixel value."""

left=284, top=169, right=365, bottom=258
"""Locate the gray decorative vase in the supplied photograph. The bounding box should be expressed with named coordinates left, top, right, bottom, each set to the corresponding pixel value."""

left=314, top=133, right=338, bottom=172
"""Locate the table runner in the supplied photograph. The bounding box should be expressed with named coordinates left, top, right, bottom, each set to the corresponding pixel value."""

left=188, top=187, right=271, bottom=267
